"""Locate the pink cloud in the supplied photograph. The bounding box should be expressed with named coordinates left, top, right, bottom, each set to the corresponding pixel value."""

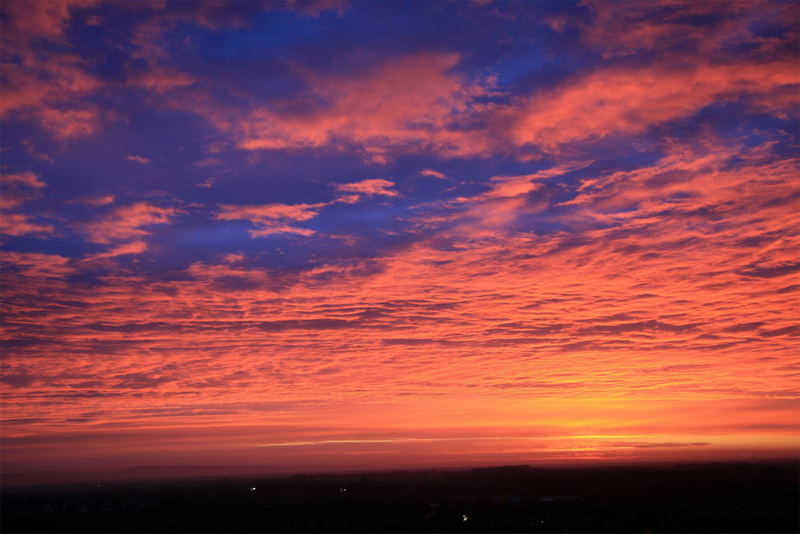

left=84, top=240, right=148, bottom=261
left=1, top=171, right=45, bottom=189
left=73, top=195, right=116, bottom=206
left=336, top=179, right=398, bottom=197
left=581, top=0, right=798, bottom=59
left=0, top=1, right=97, bottom=48
left=216, top=203, right=325, bottom=237
left=1, top=25, right=101, bottom=118
left=286, top=0, right=348, bottom=17
left=545, top=13, right=569, bottom=33
left=0, top=251, right=72, bottom=278
left=0, top=171, right=50, bottom=233
left=32, top=106, right=104, bottom=140
left=422, top=162, right=594, bottom=237
left=128, top=67, right=196, bottom=94
left=0, top=171, right=46, bottom=210
left=81, top=202, right=177, bottom=244
left=0, top=213, right=54, bottom=236
left=249, top=225, right=317, bottom=237
left=419, top=169, right=448, bottom=180
left=510, top=61, right=799, bottom=154
left=0, top=2, right=111, bottom=143
left=223, top=53, right=495, bottom=159
left=217, top=203, right=323, bottom=222
left=178, top=49, right=798, bottom=163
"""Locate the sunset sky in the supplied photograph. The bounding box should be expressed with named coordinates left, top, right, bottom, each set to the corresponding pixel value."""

left=1, top=0, right=799, bottom=476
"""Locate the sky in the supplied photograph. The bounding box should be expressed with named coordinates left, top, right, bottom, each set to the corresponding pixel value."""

left=1, top=0, right=799, bottom=476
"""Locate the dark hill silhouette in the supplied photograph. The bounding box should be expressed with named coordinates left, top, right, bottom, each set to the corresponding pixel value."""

left=2, top=461, right=797, bottom=532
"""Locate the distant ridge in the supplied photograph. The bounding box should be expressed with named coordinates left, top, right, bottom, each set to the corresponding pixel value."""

left=1, top=465, right=280, bottom=487
left=4, top=458, right=798, bottom=488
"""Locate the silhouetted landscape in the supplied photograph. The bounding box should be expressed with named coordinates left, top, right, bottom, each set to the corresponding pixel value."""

left=3, top=461, right=798, bottom=533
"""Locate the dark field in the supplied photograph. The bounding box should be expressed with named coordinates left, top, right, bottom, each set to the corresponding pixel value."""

left=2, top=461, right=798, bottom=533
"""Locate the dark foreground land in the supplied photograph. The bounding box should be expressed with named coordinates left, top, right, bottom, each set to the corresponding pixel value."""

left=2, top=461, right=798, bottom=533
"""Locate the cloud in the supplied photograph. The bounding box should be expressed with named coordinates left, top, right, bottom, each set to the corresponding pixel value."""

left=1, top=1, right=797, bottom=472
left=31, top=106, right=104, bottom=140
left=1, top=373, right=38, bottom=388
left=81, top=202, right=177, bottom=244
left=1, top=1, right=103, bottom=137
left=248, top=225, right=316, bottom=237
left=0, top=213, right=55, bottom=236
left=84, top=240, right=148, bottom=262
left=1, top=171, right=45, bottom=190
left=510, top=61, right=798, bottom=154
left=419, top=169, right=448, bottom=180
left=0, top=1, right=96, bottom=47
left=739, top=261, right=800, bottom=279
left=193, top=53, right=497, bottom=160
left=72, top=195, right=115, bottom=206
left=609, top=441, right=711, bottom=449
left=581, top=0, right=798, bottom=59
left=0, top=252, right=72, bottom=278
left=0, top=171, right=46, bottom=209
left=216, top=203, right=325, bottom=237
left=126, top=155, right=151, bottom=164
left=336, top=178, right=398, bottom=201
left=127, top=67, right=196, bottom=94
left=162, top=10, right=797, bottom=162
left=111, top=372, right=175, bottom=389
left=217, top=203, right=323, bottom=222
left=0, top=170, right=54, bottom=237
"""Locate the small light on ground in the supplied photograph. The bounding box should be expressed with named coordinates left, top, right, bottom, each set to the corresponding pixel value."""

left=462, top=514, right=469, bottom=522
left=250, top=487, right=257, bottom=491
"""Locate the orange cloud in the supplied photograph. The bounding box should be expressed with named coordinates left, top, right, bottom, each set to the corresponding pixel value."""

left=1, top=1, right=797, bottom=473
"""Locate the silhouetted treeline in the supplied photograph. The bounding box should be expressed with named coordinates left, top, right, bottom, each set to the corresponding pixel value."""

left=2, top=461, right=798, bottom=532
